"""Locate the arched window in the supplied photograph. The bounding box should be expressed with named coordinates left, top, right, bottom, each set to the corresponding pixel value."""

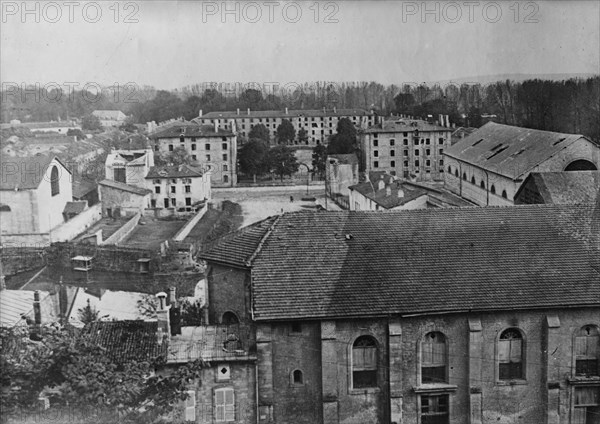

left=501, top=190, right=508, bottom=199
left=454, top=169, right=458, bottom=177
left=575, top=325, right=599, bottom=376
left=490, top=185, right=496, bottom=195
left=480, top=180, right=485, bottom=189
left=421, top=332, right=447, bottom=384
left=221, top=311, right=239, bottom=325
left=447, top=166, right=452, bottom=174
left=462, top=172, right=467, bottom=181
left=223, top=175, right=229, bottom=183
left=352, top=336, right=378, bottom=388
left=50, top=166, right=60, bottom=196
left=471, top=176, right=476, bottom=184
left=499, top=328, right=524, bottom=380
left=292, top=369, right=304, bottom=385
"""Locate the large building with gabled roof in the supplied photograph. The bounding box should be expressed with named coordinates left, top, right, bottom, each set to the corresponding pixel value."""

left=443, top=122, right=600, bottom=206
left=198, top=204, right=600, bottom=424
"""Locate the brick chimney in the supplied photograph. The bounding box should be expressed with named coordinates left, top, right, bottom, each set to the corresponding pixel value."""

left=156, top=292, right=170, bottom=344
left=198, top=109, right=203, bottom=118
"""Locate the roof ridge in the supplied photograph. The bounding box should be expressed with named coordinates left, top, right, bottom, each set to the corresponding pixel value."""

left=245, top=214, right=282, bottom=267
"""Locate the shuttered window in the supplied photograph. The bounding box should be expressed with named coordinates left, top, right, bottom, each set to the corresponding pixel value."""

left=183, top=390, right=195, bottom=422
left=576, top=326, right=599, bottom=376
left=215, top=388, right=235, bottom=422
left=422, top=332, right=447, bottom=384
left=352, top=336, right=377, bottom=388
left=499, top=329, right=524, bottom=380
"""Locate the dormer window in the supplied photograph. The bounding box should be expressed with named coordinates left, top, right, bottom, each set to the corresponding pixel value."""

left=72, top=256, right=93, bottom=272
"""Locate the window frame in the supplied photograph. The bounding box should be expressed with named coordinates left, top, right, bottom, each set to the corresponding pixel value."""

left=497, top=327, right=526, bottom=383
left=420, top=331, right=448, bottom=385
left=50, top=165, right=60, bottom=196
left=350, top=335, right=379, bottom=391
left=574, top=325, right=600, bottom=378
left=419, top=393, right=450, bottom=424
left=214, top=387, right=235, bottom=422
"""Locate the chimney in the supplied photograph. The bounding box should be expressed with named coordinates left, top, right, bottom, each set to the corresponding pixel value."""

left=333, top=106, right=337, bottom=113
left=156, top=292, right=170, bottom=343
left=198, top=109, right=203, bottom=117
left=445, top=115, right=450, bottom=128
left=33, top=290, right=41, bottom=325
left=397, top=184, right=405, bottom=198
left=385, top=185, right=392, bottom=197
left=285, top=107, right=288, bottom=115
left=439, top=114, right=443, bottom=127
left=236, top=108, right=240, bottom=115
left=247, top=108, right=250, bottom=115
left=214, top=119, right=219, bottom=133
left=365, top=173, right=370, bottom=182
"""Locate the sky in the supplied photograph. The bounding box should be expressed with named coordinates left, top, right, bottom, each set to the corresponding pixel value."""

left=1, top=1, right=599, bottom=90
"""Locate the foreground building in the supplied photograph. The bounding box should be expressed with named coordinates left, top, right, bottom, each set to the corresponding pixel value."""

left=360, top=118, right=453, bottom=181
left=197, top=108, right=378, bottom=145
left=443, top=122, right=600, bottom=206
left=199, top=204, right=600, bottom=424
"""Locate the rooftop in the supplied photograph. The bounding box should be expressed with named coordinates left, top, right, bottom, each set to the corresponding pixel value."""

left=151, top=122, right=234, bottom=139
left=146, top=165, right=204, bottom=179
left=98, top=179, right=152, bottom=196
left=364, top=119, right=450, bottom=133
left=0, top=289, right=51, bottom=327
left=92, top=110, right=126, bottom=120
left=328, top=153, right=359, bottom=166
left=444, top=122, right=593, bottom=179
left=516, top=171, right=600, bottom=204
left=200, top=203, right=600, bottom=321
left=348, top=177, right=430, bottom=209
left=0, top=154, right=70, bottom=190
left=200, top=108, right=374, bottom=119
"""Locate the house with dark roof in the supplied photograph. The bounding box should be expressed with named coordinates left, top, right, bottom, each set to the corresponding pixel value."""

left=514, top=171, right=600, bottom=205
left=348, top=174, right=429, bottom=211
left=150, top=122, right=237, bottom=187
left=196, top=107, right=378, bottom=146
left=443, top=122, right=600, bottom=206
left=360, top=118, right=453, bottom=182
left=145, top=164, right=211, bottom=212
left=198, top=205, right=600, bottom=424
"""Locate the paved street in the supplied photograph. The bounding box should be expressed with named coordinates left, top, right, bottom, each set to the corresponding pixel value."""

left=212, top=184, right=342, bottom=227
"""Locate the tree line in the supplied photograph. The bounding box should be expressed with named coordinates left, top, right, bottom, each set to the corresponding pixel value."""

left=2, top=77, right=598, bottom=141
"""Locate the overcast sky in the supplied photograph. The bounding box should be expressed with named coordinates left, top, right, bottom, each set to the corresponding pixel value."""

left=1, top=1, right=598, bottom=90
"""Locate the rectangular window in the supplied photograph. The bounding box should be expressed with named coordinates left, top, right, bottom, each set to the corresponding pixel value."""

left=439, top=148, right=444, bottom=155
left=206, top=154, right=211, bottom=161
left=169, top=144, right=174, bottom=151
left=170, top=198, right=176, bottom=206
left=184, top=390, right=196, bottom=422
left=426, top=138, right=431, bottom=144
left=404, top=139, right=408, bottom=145
left=404, top=150, right=409, bottom=156
left=215, top=388, right=235, bottom=422
left=390, top=150, right=395, bottom=157
left=439, top=138, right=444, bottom=144
left=374, top=161, right=379, bottom=168
left=205, top=143, right=211, bottom=150
left=415, top=160, right=420, bottom=167
left=421, top=394, right=449, bottom=424
left=114, top=168, right=126, bottom=183
left=576, top=332, right=599, bottom=376
left=390, top=139, right=395, bottom=146
left=374, top=150, right=379, bottom=157
left=222, top=142, right=227, bottom=150
left=222, top=137, right=227, bottom=141
left=185, top=197, right=191, bottom=206
left=191, top=144, right=196, bottom=151
left=185, top=185, right=191, bottom=193
left=391, top=160, right=396, bottom=167
left=170, top=186, right=176, bottom=194
left=223, top=164, right=228, bottom=171
left=155, top=186, right=160, bottom=194
left=426, top=149, right=431, bottom=156
left=223, top=153, right=228, bottom=161
left=574, top=386, right=600, bottom=424
left=373, top=140, right=378, bottom=147
left=415, top=150, right=420, bottom=156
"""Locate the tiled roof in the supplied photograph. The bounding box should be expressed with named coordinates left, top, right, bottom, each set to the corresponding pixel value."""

left=63, top=201, right=87, bottom=215
left=151, top=123, right=234, bottom=139
left=515, top=171, right=600, bottom=204
left=83, top=320, right=167, bottom=362
left=328, top=154, right=358, bottom=165
left=240, top=204, right=600, bottom=320
left=167, top=324, right=254, bottom=363
left=72, top=177, right=98, bottom=198
left=146, top=165, right=203, bottom=179
left=0, top=290, right=50, bottom=327
left=349, top=179, right=429, bottom=209
left=444, top=122, right=592, bottom=180
left=200, top=108, right=374, bottom=119
left=98, top=179, right=152, bottom=196
left=197, top=216, right=279, bottom=268
left=0, top=154, right=70, bottom=190
left=364, top=119, right=450, bottom=133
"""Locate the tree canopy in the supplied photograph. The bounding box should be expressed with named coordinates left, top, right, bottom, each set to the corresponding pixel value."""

left=238, top=139, right=270, bottom=182
left=327, top=117, right=357, bottom=154
left=312, top=144, right=327, bottom=179
left=81, top=114, right=102, bottom=131
left=268, top=145, right=299, bottom=181
left=276, top=119, right=296, bottom=145
left=247, top=124, right=270, bottom=144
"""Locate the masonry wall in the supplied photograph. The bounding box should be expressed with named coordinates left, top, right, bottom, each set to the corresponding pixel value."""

left=99, top=185, right=149, bottom=217
left=36, top=160, right=73, bottom=233
left=532, top=137, right=600, bottom=172
left=0, top=190, right=40, bottom=235
left=206, top=264, right=251, bottom=325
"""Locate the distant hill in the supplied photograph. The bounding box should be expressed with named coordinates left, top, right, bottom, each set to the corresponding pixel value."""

left=429, top=73, right=598, bottom=86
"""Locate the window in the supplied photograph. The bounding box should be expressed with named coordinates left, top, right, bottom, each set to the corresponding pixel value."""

left=421, top=332, right=447, bottom=384
left=439, top=159, right=444, bottom=167
left=501, top=190, right=508, bottom=199
left=480, top=180, right=485, bottom=189
left=439, top=138, right=444, bottom=144
left=415, top=160, right=420, bottom=167
left=421, top=394, right=449, bottom=424
left=374, top=161, right=379, bottom=168
left=205, top=143, right=211, bottom=150
left=491, top=185, right=496, bottom=194
left=404, top=139, right=408, bottom=145
left=214, top=388, right=235, bottom=422
left=206, top=154, right=211, bottom=161
left=50, top=166, right=60, bottom=196
left=191, top=144, right=196, bottom=150
left=426, top=160, right=431, bottom=167
left=404, top=160, right=409, bottom=167
left=439, top=148, right=443, bottom=155
left=391, top=161, right=396, bottom=167
left=462, top=172, right=467, bottom=181
left=454, top=169, right=458, bottom=177
left=426, top=138, right=431, bottom=145
left=499, top=328, right=524, bottom=380
left=574, top=387, right=600, bottom=424
left=352, top=336, right=378, bottom=389
left=374, top=150, right=379, bottom=157
left=179, top=135, right=184, bottom=143
left=164, top=198, right=169, bottom=208
left=373, top=140, right=378, bottom=147
left=447, top=166, right=452, bottom=173
left=575, top=326, right=599, bottom=376
left=292, top=369, right=304, bottom=385
left=390, top=150, right=395, bottom=157
left=185, top=197, right=191, bottom=206
left=155, top=186, right=161, bottom=194
left=223, top=164, right=228, bottom=171
left=169, top=144, right=174, bottom=151
left=192, top=155, right=197, bottom=161
left=170, top=198, right=176, bottom=206
left=217, top=364, right=231, bottom=381
left=404, top=150, right=409, bottom=157
left=223, top=153, right=228, bottom=161
left=426, top=149, right=431, bottom=156
left=390, top=139, right=395, bottom=146
left=471, top=176, right=476, bottom=184
left=185, top=185, right=191, bottom=193
left=170, top=186, right=176, bottom=194
left=415, top=149, right=420, bottom=156
left=223, top=175, right=229, bottom=183
left=221, top=311, right=239, bottom=325
left=183, top=390, right=196, bottom=422
left=114, top=168, right=126, bottom=183
left=222, top=137, right=227, bottom=141
left=191, top=137, right=196, bottom=142
left=222, top=142, right=228, bottom=150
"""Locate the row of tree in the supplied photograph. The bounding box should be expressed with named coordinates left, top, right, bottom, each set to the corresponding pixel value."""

left=2, top=77, right=598, bottom=141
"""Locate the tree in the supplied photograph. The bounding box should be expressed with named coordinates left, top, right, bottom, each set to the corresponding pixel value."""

left=81, top=114, right=102, bottom=131
left=119, top=117, right=137, bottom=133
left=77, top=299, right=104, bottom=325
left=248, top=124, right=270, bottom=144
left=312, top=144, right=327, bottom=179
left=66, top=128, right=86, bottom=140
left=276, top=119, right=296, bottom=145
left=327, top=117, right=357, bottom=154
left=238, top=139, right=269, bottom=183
left=298, top=128, right=309, bottom=145
left=268, top=145, right=299, bottom=181
left=165, top=146, right=192, bottom=166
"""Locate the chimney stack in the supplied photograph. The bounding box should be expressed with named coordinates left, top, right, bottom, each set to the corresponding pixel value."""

left=378, top=176, right=385, bottom=191
left=285, top=107, right=288, bottom=115
left=214, top=119, right=219, bottom=133
left=198, top=109, right=203, bottom=118
left=397, top=185, right=405, bottom=198
left=169, top=287, right=176, bottom=306
left=33, top=290, right=41, bottom=325
left=445, top=115, right=450, bottom=128
left=156, top=292, right=170, bottom=343
left=237, top=108, right=240, bottom=115
left=247, top=108, right=250, bottom=116
left=333, top=106, right=337, bottom=113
